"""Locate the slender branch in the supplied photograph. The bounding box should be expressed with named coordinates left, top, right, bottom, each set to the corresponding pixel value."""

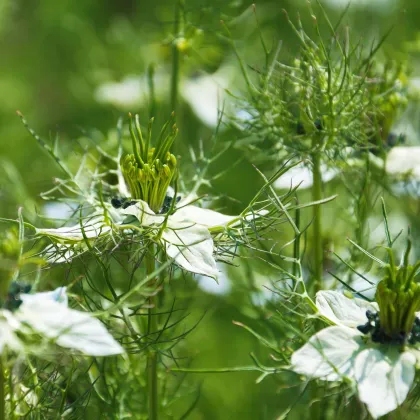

left=0, top=361, right=5, bottom=420
left=146, top=244, right=159, bottom=420
left=170, top=0, right=184, bottom=113
left=311, top=145, right=323, bottom=291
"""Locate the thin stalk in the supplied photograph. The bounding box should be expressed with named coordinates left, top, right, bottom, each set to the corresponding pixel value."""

left=311, top=147, right=323, bottom=291
left=0, top=361, right=5, bottom=420
left=292, top=201, right=301, bottom=279
left=147, top=63, right=156, bottom=119
left=146, top=244, right=158, bottom=420
left=170, top=0, right=184, bottom=113
left=8, top=370, right=15, bottom=420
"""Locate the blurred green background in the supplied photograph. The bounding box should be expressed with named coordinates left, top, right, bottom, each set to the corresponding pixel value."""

left=1, top=0, right=419, bottom=418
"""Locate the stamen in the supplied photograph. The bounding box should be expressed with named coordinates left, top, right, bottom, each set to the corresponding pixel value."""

left=3, top=281, right=32, bottom=312
left=121, top=114, right=178, bottom=213
left=357, top=310, right=420, bottom=346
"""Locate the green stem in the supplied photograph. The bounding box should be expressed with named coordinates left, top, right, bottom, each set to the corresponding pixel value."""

left=312, top=148, right=323, bottom=291
left=147, top=63, right=156, bottom=119
left=170, top=0, right=183, bottom=113
left=146, top=244, right=158, bottom=420
left=292, top=202, right=301, bottom=279
left=0, top=361, right=5, bottom=420
left=148, top=350, right=158, bottom=420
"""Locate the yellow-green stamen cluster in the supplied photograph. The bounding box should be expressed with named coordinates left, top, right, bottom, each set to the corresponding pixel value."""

left=121, top=113, right=178, bottom=213
left=375, top=238, right=420, bottom=338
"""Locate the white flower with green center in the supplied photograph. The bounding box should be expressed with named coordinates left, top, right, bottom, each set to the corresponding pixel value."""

left=0, top=286, right=123, bottom=357
left=36, top=194, right=265, bottom=278
left=34, top=113, right=267, bottom=276
left=291, top=290, right=418, bottom=419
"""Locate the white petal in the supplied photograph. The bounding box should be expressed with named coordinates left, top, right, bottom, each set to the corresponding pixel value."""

left=182, top=68, right=232, bottom=128
left=95, top=76, right=144, bottom=109
left=387, top=146, right=420, bottom=180
left=43, top=243, right=80, bottom=264
left=120, top=201, right=164, bottom=226
left=163, top=221, right=218, bottom=278
left=36, top=216, right=110, bottom=243
left=316, top=290, right=379, bottom=328
left=21, top=287, right=68, bottom=306
left=95, top=73, right=169, bottom=110
left=291, top=326, right=364, bottom=381
left=0, top=317, right=21, bottom=354
left=197, top=263, right=231, bottom=295
left=354, top=348, right=415, bottom=419
left=171, top=205, right=237, bottom=228
left=241, top=209, right=269, bottom=224
left=17, top=300, right=123, bottom=356
left=172, top=205, right=268, bottom=230
left=322, top=0, right=395, bottom=10
left=274, top=163, right=338, bottom=190
left=43, top=202, right=76, bottom=220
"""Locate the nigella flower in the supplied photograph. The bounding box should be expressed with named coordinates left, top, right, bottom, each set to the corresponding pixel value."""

left=291, top=239, right=420, bottom=420
left=0, top=284, right=123, bottom=357
left=34, top=113, right=267, bottom=278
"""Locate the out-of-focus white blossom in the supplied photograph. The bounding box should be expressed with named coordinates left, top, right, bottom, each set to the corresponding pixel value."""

left=291, top=291, right=416, bottom=419
left=321, top=0, right=398, bottom=11
left=274, top=162, right=339, bottom=190
left=0, top=287, right=123, bottom=357
left=386, top=146, right=420, bottom=180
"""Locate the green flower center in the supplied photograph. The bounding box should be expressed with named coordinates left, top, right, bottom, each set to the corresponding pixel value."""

left=375, top=239, right=420, bottom=339
left=121, top=113, right=178, bottom=213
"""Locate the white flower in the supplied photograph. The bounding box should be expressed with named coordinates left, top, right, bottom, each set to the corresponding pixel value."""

left=291, top=290, right=416, bottom=419
left=386, top=146, right=420, bottom=180
left=0, top=287, right=123, bottom=357
left=274, top=162, right=338, bottom=190
left=35, top=191, right=266, bottom=278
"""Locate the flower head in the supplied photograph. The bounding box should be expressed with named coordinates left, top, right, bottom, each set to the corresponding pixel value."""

left=0, top=283, right=123, bottom=357
left=31, top=113, right=270, bottom=281
left=291, top=290, right=418, bottom=418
